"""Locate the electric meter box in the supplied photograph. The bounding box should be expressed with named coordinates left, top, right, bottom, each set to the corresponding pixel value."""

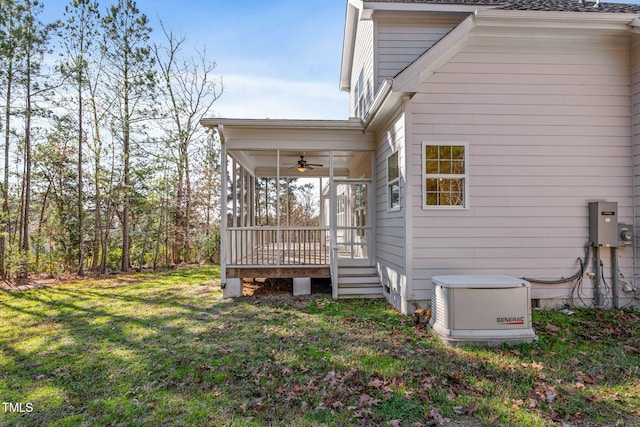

left=589, top=201, right=618, bottom=247
left=429, top=275, right=537, bottom=347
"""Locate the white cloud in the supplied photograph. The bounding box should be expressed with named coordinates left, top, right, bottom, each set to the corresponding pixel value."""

left=213, top=73, right=349, bottom=120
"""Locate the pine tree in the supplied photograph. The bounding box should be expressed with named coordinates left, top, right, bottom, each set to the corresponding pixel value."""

left=101, top=0, right=155, bottom=272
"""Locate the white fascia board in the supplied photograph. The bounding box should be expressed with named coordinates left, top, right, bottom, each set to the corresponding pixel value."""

left=393, top=14, right=476, bottom=93
left=474, top=9, right=639, bottom=32
left=362, top=78, right=392, bottom=127
left=200, top=117, right=363, bottom=131
left=200, top=118, right=372, bottom=151
left=363, top=2, right=493, bottom=14
left=362, top=79, right=405, bottom=131
left=340, top=1, right=362, bottom=92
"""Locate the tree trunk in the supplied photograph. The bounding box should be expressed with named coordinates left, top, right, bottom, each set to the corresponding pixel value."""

left=35, top=183, right=51, bottom=272
left=77, top=83, right=85, bottom=276
left=19, top=53, right=33, bottom=279
left=121, top=133, right=130, bottom=272
left=121, top=74, right=130, bottom=272
left=88, top=87, right=102, bottom=271
left=184, top=143, right=191, bottom=263
left=1, top=54, right=13, bottom=280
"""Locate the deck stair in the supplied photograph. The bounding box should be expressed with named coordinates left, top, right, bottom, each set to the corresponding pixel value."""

left=337, top=266, right=384, bottom=298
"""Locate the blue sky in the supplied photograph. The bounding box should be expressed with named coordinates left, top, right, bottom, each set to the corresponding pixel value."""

left=43, top=0, right=640, bottom=121
left=43, top=0, right=350, bottom=120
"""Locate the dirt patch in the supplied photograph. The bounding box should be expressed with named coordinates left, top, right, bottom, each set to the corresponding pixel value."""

left=242, top=277, right=332, bottom=296
left=243, top=278, right=292, bottom=296
left=1, top=275, right=58, bottom=291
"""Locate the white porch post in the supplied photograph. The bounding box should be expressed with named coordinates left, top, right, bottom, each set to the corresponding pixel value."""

left=276, top=150, right=282, bottom=264
left=218, top=129, right=228, bottom=290
left=330, top=150, right=338, bottom=299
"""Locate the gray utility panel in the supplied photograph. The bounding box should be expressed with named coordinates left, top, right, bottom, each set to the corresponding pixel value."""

left=589, top=201, right=618, bottom=247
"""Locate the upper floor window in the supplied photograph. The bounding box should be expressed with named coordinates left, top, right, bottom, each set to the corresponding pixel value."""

left=422, top=143, right=468, bottom=209
left=353, top=69, right=367, bottom=118
left=387, top=151, right=400, bottom=211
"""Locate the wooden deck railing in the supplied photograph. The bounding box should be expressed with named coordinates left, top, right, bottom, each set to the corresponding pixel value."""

left=226, top=227, right=330, bottom=266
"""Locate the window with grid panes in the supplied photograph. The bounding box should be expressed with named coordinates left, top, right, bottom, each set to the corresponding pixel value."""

left=423, top=143, right=467, bottom=208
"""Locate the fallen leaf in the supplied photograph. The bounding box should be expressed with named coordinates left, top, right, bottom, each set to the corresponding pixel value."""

left=546, top=323, right=561, bottom=332
left=368, top=378, right=384, bottom=388
left=451, top=404, right=478, bottom=416
left=446, top=372, right=463, bottom=383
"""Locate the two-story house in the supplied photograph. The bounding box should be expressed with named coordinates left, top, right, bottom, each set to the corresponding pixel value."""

left=201, top=0, right=640, bottom=314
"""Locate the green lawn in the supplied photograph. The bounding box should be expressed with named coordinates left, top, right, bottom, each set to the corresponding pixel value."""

left=1, top=267, right=638, bottom=426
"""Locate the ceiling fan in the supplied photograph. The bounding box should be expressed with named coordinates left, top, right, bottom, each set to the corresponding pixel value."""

left=288, top=155, right=323, bottom=172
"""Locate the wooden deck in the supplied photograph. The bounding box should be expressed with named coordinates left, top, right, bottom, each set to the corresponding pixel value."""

left=226, top=266, right=331, bottom=279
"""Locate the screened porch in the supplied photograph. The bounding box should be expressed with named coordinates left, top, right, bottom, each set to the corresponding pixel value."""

left=201, top=118, right=378, bottom=297
left=225, top=149, right=373, bottom=269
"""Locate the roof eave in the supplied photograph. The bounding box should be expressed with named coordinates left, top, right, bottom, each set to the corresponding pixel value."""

left=362, top=1, right=496, bottom=14
left=340, top=1, right=361, bottom=92
left=339, top=1, right=498, bottom=92
left=200, top=117, right=364, bottom=131
left=475, top=9, right=640, bottom=31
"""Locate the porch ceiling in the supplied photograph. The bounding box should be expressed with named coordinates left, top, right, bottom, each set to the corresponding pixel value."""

left=201, top=118, right=376, bottom=178
left=237, top=150, right=369, bottom=178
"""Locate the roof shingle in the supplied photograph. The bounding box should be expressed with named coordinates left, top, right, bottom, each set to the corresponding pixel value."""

left=363, top=0, right=640, bottom=13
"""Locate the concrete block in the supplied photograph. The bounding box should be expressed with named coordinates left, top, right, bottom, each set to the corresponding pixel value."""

left=223, top=278, right=242, bottom=298
left=293, top=277, right=311, bottom=296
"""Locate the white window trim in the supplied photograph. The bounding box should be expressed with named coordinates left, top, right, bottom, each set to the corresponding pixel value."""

left=387, top=150, right=401, bottom=212
left=422, top=142, right=469, bottom=210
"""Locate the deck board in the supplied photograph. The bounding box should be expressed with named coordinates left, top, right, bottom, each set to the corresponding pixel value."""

left=227, top=267, right=331, bottom=279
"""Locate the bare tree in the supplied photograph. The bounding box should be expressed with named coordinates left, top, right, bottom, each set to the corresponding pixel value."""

left=154, top=22, right=222, bottom=264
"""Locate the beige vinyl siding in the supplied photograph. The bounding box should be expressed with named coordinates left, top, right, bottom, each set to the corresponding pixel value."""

left=351, top=19, right=374, bottom=118
left=375, top=112, right=407, bottom=311
left=633, top=34, right=640, bottom=289
left=376, top=15, right=462, bottom=89
left=408, top=38, right=634, bottom=306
